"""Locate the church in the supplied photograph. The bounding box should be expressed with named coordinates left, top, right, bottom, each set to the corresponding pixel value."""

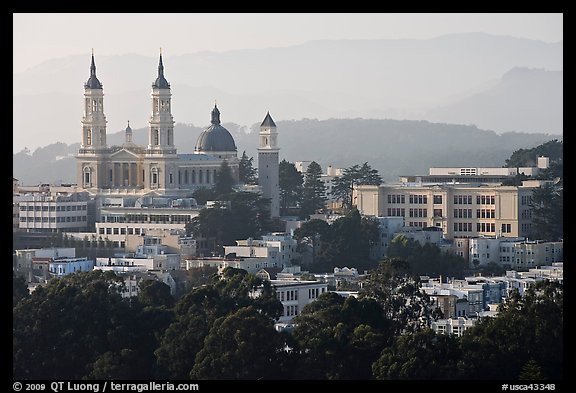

left=76, top=51, right=279, bottom=216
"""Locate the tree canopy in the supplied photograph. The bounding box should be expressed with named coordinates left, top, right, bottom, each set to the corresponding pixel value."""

left=332, top=162, right=383, bottom=210
left=279, top=159, right=303, bottom=213
left=299, top=161, right=326, bottom=218
left=238, top=151, right=257, bottom=185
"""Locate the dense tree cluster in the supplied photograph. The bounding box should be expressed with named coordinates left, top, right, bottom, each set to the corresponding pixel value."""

left=186, top=191, right=275, bottom=255
left=387, top=234, right=468, bottom=278
left=505, top=139, right=562, bottom=169
left=13, top=264, right=562, bottom=380
left=293, top=209, right=379, bottom=272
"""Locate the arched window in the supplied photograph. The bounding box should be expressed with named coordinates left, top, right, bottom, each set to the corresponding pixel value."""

left=100, top=129, right=105, bottom=146
left=83, top=167, right=91, bottom=186
left=151, top=168, right=159, bottom=187
left=206, top=170, right=210, bottom=184
left=184, top=169, right=189, bottom=184
left=154, top=129, right=159, bottom=145
left=192, top=170, right=196, bottom=184
left=178, top=170, right=181, bottom=184
left=199, top=170, right=203, bottom=184
left=214, top=169, right=218, bottom=183
left=167, top=129, right=173, bottom=146
left=86, top=129, right=92, bottom=146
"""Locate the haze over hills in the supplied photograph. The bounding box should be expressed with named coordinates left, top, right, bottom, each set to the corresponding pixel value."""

left=426, top=67, right=563, bottom=134
left=13, top=33, right=562, bottom=153
left=13, top=118, right=559, bottom=186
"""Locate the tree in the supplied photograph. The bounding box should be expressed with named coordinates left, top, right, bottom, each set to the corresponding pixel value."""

left=361, top=258, right=436, bottom=335
left=13, top=271, right=135, bottom=379
left=530, top=184, right=563, bottom=241
left=191, top=187, right=215, bottom=206
left=13, top=272, right=28, bottom=307
left=213, top=160, right=235, bottom=197
left=332, top=162, right=383, bottom=210
left=505, top=139, right=563, bottom=168
left=293, top=211, right=380, bottom=272
left=291, top=293, right=390, bottom=379
left=186, top=192, right=274, bottom=252
left=458, top=281, right=563, bottom=380
left=155, top=269, right=282, bottom=379
left=300, top=161, right=326, bottom=218
left=190, top=306, right=285, bottom=379
left=138, top=280, right=174, bottom=308
left=279, top=159, right=303, bottom=213
left=372, top=328, right=461, bottom=380
left=387, top=234, right=468, bottom=278
left=238, top=151, right=257, bottom=185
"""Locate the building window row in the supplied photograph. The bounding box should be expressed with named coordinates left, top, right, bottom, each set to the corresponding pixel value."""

left=453, top=195, right=472, bottom=205
left=476, top=209, right=495, bottom=219
left=521, top=209, right=533, bottom=219
left=521, top=223, right=532, bottom=234
left=454, top=208, right=472, bottom=218
left=476, top=195, right=495, bottom=205
left=387, top=194, right=405, bottom=204
left=20, top=205, right=86, bottom=211
left=501, top=223, right=512, bottom=233
left=408, top=221, right=427, bottom=228
left=477, top=222, right=496, bottom=233
left=409, top=194, right=428, bottom=204
left=387, top=208, right=405, bottom=217
left=409, top=208, right=427, bottom=218
left=521, top=195, right=533, bottom=206
left=453, top=222, right=473, bottom=232
left=20, top=216, right=86, bottom=223
left=308, top=287, right=325, bottom=299
left=277, top=290, right=299, bottom=302
left=285, top=305, right=299, bottom=317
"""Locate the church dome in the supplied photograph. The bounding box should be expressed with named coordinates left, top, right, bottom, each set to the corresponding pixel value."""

left=194, top=105, right=237, bottom=153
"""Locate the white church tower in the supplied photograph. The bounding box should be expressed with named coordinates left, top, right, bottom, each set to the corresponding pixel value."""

left=258, top=112, right=280, bottom=218
left=77, top=50, right=109, bottom=190
left=144, top=49, right=177, bottom=192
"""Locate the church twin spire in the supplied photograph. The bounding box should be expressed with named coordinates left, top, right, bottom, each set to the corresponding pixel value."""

left=84, top=49, right=103, bottom=89
left=153, top=48, right=170, bottom=89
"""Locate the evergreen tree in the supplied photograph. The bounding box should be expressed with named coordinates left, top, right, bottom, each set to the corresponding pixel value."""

left=332, top=162, right=382, bottom=210
left=213, top=160, right=235, bottom=197
left=278, top=159, right=303, bottom=212
left=238, top=151, right=257, bottom=185
left=300, top=161, right=326, bottom=218
left=530, top=183, right=563, bottom=241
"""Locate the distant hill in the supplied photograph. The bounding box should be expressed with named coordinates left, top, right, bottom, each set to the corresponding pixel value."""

left=13, top=118, right=559, bottom=186
left=426, top=67, right=563, bottom=134
left=13, top=33, right=563, bottom=152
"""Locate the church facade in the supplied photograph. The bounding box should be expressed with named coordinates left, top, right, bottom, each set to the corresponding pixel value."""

left=76, top=52, right=270, bottom=198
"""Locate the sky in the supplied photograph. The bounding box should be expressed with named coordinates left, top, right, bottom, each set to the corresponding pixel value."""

left=13, top=13, right=563, bottom=73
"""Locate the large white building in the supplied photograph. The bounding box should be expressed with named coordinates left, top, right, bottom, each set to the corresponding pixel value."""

left=16, top=192, right=93, bottom=233
left=49, top=257, right=94, bottom=277
left=224, top=234, right=298, bottom=269
left=75, top=51, right=278, bottom=201
left=467, top=237, right=563, bottom=268
left=270, top=279, right=329, bottom=323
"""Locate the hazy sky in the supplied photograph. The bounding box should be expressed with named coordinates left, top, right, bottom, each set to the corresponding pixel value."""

left=13, top=13, right=562, bottom=73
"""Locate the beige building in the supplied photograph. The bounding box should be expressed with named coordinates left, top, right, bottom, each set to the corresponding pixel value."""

left=354, top=182, right=537, bottom=240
